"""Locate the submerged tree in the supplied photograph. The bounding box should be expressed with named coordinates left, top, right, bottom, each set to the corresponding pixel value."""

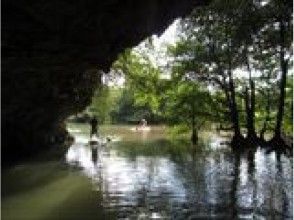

left=108, top=0, right=292, bottom=149
left=265, top=0, right=293, bottom=145
left=113, top=44, right=216, bottom=143
left=168, top=0, right=292, bottom=149
left=169, top=1, right=246, bottom=144
left=164, top=80, right=213, bottom=144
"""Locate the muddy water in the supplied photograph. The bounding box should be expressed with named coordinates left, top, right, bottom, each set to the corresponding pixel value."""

left=2, top=123, right=293, bottom=219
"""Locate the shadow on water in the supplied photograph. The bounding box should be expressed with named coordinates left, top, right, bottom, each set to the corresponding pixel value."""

left=2, top=124, right=293, bottom=219
left=2, top=162, right=115, bottom=220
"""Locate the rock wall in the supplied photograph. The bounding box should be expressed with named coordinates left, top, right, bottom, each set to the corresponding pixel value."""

left=2, top=0, right=208, bottom=163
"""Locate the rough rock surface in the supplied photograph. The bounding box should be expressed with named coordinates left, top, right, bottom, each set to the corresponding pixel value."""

left=2, top=0, right=207, bottom=163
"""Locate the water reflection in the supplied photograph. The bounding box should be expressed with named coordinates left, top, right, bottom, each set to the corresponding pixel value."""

left=66, top=125, right=293, bottom=219
left=91, top=146, right=98, bottom=166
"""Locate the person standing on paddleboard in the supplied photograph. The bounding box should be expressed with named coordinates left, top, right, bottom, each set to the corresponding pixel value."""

left=90, top=116, right=99, bottom=138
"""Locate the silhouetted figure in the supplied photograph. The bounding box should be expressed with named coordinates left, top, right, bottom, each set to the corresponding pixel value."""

left=90, top=116, right=99, bottom=138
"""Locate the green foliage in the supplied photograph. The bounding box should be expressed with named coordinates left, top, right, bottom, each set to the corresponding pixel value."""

left=113, top=50, right=163, bottom=111
left=93, top=0, right=293, bottom=141
left=167, top=0, right=293, bottom=138
left=111, top=49, right=167, bottom=123
left=110, top=88, right=158, bottom=123
left=164, top=81, right=214, bottom=127
left=88, top=86, right=121, bottom=124
left=112, top=47, right=217, bottom=133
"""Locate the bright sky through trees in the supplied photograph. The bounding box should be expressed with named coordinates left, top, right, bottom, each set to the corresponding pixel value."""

left=103, top=19, right=180, bottom=87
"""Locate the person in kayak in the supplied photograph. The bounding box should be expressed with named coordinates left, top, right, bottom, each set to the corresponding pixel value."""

left=136, top=118, right=147, bottom=130
left=141, top=118, right=147, bottom=127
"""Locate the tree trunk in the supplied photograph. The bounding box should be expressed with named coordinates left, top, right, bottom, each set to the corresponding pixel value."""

left=226, top=33, right=242, bottom=141
left=228, top=67, right=242, bottom=139
left=260, top=90, right=271, bottom=140
left=273, top=19, right=288, bottom=140
left=245, top=54, right=257, bottom=140
left=260, top=74, right=271, bottom=140
left=244, top=87, right=254, bottom=138
left=191, top=104, right=198, bottom=144
left=191, top=128, right=198, bottom=145
left=256, top=31, right=271, bottom=142
left=223, top=20, right=244, bottom=146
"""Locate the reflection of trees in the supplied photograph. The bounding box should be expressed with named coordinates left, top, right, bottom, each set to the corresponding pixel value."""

left=230, top=151, right=240, bottom=218
left=95, top=153, right=180, bottom=218
left=91, top=146, right=98, bottom=165
left=66, top=138, right=292, bottom=219
left=204, top=149, right=236, bottom=216
left=230, top=148, right=259, bottom=218
left=247, top=148, right=258, bottom=217
left=230, top=148, right=292, bottom=219
left=174, top=143, right=237, bottom=218
left=276, top=153, right=291, bottom=218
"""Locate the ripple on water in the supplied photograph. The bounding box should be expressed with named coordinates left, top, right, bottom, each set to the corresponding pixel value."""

left=65, top=125, right=293, bottom=219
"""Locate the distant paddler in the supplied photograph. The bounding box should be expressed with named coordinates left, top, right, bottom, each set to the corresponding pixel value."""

left=89, top=116, right=99, bottom=138
left=133, top=118, right=151, bottom=131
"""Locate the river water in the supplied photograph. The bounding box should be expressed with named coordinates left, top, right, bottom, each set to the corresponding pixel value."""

left=2, top=124, right=293, bottom=219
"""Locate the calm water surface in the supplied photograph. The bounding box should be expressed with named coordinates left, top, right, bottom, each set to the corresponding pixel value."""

left=2, top=124, right=293, bottom=220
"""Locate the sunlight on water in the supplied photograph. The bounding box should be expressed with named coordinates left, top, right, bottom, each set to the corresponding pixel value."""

left=64, top=124, right=293, bottom=219
left=2, top=124, right=291, bottom=220
left=67, top=128, right=82, bottom=133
